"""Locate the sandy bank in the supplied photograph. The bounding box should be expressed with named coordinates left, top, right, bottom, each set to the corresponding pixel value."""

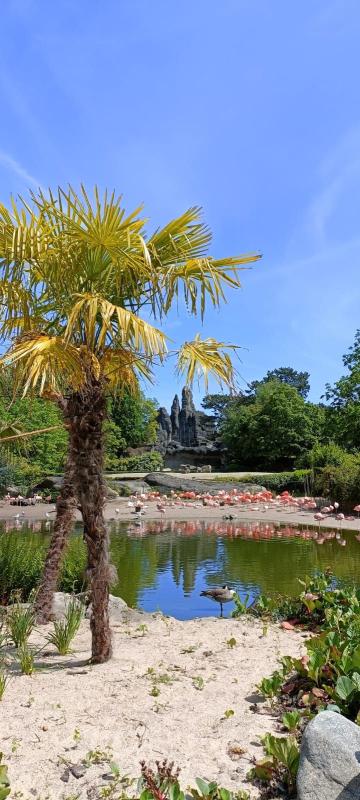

left=1, top=497, right=359, bottom=531
left=1, top=607, right=305, bottom=798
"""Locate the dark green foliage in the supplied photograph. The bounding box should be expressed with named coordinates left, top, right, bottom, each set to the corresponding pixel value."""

left=201, top=394, right=237, bottom=420
left=105, top=393, right=159, bottom=469
left=234, top=469, right=312, bottom=495
left=221, top=382, right=324, bottom=470
left=109, top=451, right=164, bottom=473
left=324, top=330, right=360, bottom=450
left=249, top=366, right=310, bottom=399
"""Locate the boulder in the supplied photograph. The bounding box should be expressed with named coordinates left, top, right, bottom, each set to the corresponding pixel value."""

left=145, top=472, right=264, bottom=496
left=85, top=594, right=128, bottom=622
left=51, top=592, right=128, bottom=621
left=51, top=592, right=83, bottom=619
left=297, top=710, right=360, bottom=800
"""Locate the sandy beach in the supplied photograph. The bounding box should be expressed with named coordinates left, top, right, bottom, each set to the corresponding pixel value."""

left=1, top=603, right=305, bottom=799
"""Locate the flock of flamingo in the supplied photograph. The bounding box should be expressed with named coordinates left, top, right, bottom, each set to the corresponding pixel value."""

left=125, top=487, right=360, bottom=523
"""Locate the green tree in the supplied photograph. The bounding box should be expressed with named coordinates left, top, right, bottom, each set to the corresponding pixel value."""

left=249, top=366, right=310, bottom=399
left=201, top=392, right=242, bottom=424
left=221, top=381, right=323, bottom=470
left=324, top=331, right=360, bottom=450
left=0, top=186, right=259, bottom=662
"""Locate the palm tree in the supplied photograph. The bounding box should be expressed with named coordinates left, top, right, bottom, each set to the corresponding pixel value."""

left=0, top=186, right=260, bottom=662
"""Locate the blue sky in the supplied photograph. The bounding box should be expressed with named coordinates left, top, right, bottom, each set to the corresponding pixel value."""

left=1, top=0, right=360, bottom=410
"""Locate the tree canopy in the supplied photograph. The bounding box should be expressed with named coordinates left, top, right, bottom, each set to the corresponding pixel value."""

left=249, top=366, right=310, bottom=398
left=221, top=381, right=324, bottom=470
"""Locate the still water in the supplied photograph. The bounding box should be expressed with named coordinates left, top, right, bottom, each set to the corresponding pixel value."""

left=6, top=518, right=360, bottom=619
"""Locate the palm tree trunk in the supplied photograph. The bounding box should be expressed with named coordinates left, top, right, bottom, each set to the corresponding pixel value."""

left=67, top=378, right=114, bottom=663
left=35, top=462, right=77, bottom=623
left=35, top=394, right=78, bottom=624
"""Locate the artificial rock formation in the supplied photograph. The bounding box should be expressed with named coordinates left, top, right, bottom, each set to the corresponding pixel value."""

left=156, top=387, right=223, bottom=469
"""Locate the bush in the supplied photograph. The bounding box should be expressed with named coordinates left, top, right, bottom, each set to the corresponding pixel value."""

left=108, top=451, right=164, bottom=473
left=297, top=442, right=355, bottom=470
left=237, top=470, right=312, bottom=495
left=313, top=460, right=360, bottom=509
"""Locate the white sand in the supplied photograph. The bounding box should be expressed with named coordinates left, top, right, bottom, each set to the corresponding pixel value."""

left=1, top=608, right=305, bottom=799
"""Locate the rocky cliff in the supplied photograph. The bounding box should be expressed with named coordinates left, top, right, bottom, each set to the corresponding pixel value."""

left=156, top=388, right=224, bottom=468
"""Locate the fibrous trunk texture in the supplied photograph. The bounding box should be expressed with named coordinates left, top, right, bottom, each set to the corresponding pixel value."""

left=35, top=458, right=77, bottom=624
left=67, top=378, right=114, bottom=663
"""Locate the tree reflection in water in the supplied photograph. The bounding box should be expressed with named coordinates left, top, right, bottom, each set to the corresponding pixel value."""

left=3, top=519, right=359, bottom=618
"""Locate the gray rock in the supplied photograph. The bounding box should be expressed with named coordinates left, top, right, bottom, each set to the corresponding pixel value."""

left=297, top=710, right=360, bottom=800
left=51, top=592, right=83, bottom=620
left=145, top=472, right=264, bottom=496
left=85, top=594, right=128, bottom=621
left=52, top=592, right=128, bottom=622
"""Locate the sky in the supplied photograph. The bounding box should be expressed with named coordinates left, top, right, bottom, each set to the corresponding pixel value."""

left=1, top=0, right=360, bottom=410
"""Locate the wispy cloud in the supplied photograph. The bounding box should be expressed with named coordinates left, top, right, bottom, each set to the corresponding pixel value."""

left=287, top=124, right=360, bottom=254
left=0, top=150, right=44, bottom=191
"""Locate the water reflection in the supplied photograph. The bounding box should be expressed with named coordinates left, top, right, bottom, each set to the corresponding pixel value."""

left=2, top=518, right=360, bottom=619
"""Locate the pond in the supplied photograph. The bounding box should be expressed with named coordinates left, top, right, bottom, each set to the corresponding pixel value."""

left=2, top=518, right=360, bottom=618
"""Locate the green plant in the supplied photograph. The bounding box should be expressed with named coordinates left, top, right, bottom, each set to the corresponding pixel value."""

left=249, top=735, right=299, bottom=796
left=226, top=637, right=237, bottom=649
left=0, top=754, right=10, bottom=800
left=257, top=671, right=283, bottom=700
left=46, top=597, right=84, bottom=655
left=17, top=643, right=35, bottom=675
left=6, top=599, right=35, bottom=647
left=232, top=593, right=252, bottom=616
left=223, top=709, right=234, bottom=719
left=138, top=761, right=248, bottom=800
left=282, top=711, right=301, bottom=732
left=192, top=676, right=204, bottom=691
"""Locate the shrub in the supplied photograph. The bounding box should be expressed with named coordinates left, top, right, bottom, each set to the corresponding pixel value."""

left=237, top=469, right=312, bottom=495
left=297, top=442, right=353, bottom=470
left=110, top=451, right=164, bottom=473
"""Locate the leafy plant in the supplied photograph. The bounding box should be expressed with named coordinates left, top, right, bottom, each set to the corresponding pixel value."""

left=257, top=671, right=283, bottom=700
left=192, top=676, right=204, bottom=691
left=6, top=598, right=35, bottom=647
left=226, top=637, right=237, bottom=649
left=0, top=754, right=10, bottom=800
left=282, top=711, right=301, bottom=732
left=249, top=735, right=299, bottom=796
left=46, top=597, right=84, bottom=655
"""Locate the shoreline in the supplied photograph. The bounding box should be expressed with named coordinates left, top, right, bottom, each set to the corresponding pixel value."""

left=1, top=498, right=360, bottom=531
left=1, top=608, right=305, bottom=798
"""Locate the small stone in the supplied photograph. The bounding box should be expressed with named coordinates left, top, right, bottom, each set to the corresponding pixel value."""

left=281, top=621, right=295, bottom=631
left=60, top=768, right=70, bottom=783
left=41, top=725, right=48, bottom=731
left=70, top=765, right=87, bottom=779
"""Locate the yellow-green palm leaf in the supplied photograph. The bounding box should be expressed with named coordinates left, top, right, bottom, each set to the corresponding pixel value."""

left=177, top=335, right=240, bottom=391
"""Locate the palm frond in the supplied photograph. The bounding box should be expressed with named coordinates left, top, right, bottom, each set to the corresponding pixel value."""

left=1, top=333, right=86, bottom=395
left=176, top=334, right=240, bottom=390
left=100, top=348, right=153, bottom=393
left=64, top=293, right=169, bottom=357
